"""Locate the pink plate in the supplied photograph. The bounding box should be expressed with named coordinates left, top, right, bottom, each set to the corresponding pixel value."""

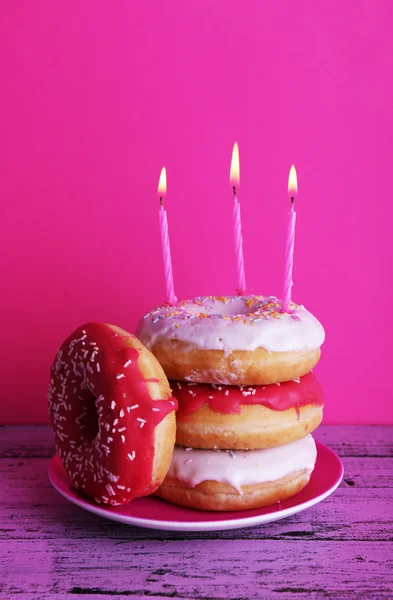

left=48, top=441, right=343, bottom=531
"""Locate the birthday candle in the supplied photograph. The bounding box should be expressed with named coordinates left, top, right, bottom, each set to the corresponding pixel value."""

left=282, top=165, right=298, bottom=312
left=230, top=142, right=246, bottom=294
left=157, top=167, right=177, bottom=305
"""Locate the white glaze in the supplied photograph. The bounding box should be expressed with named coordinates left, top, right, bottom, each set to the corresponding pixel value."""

left=167, top=435, right=317, bottom=494
left=137, top=295, right=325, bottom=354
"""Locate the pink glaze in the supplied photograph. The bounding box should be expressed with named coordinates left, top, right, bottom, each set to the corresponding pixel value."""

left=48, top=323, right=177, bottom=506
left=171, top=372, right=323, bottom=420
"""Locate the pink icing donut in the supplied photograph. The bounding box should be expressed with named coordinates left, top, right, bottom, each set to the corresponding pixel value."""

left=48, top=323, right=177, bottom=506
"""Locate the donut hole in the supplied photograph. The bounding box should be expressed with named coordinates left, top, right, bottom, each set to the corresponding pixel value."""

left=78, top=388, right=100, bottom=444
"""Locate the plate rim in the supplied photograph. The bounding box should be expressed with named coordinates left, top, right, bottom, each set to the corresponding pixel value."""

left=48, top=441, right=344, bottom=532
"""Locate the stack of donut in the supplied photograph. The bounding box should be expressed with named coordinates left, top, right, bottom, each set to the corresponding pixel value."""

left=137, top=294, right=325, bottom=511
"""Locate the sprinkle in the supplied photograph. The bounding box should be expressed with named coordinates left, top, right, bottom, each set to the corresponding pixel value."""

left=117, top=485, right=125, bottom=490
left=208, top=395, right=214, bottom=400
left=152, top=407, right=160, bottom=412
left=188, top=390, right=196, bottom=397
left=275, top=382, right=281, bottom=386
left=96, top=363, right=101, bottom=372
left=123, top=360, right=132, bottom=368
left=107, top=437, right=113, bottom=443
left=128, top=404, right=139, bottom=411
left=176, top=382, right=182, bottom=389
left=137, top=418, right=146, bottom=428
left=187, top=382, right=197, bottom=386
left=113, top=419, right=119, bottom=426
left=118, top=427, right=126, bottom=432
left=116, top=373, right=125, bottom=380
left=185, top=447, right=193, bottom=452
left=224, top=390, right=229, bottom=396
left=111, top=401, right=116, bottom=410
left=119, top=409, right=125, bottom=418
left=121, top=435, right=125, bottom=443
left=185, top=459, right=192, bottom=465
left=106, top=484, right=115, bottom=496
left=127, top=451, right=136, bottom=461
left=228, top=450, right=236, bottom=459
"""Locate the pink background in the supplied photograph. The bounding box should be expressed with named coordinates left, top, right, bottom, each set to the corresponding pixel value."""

left=1, top=1, right=392, bottom=424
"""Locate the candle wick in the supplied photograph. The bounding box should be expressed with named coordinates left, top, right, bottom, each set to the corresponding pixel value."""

left=232, top=185, right=237, bottom=197
left=290, top=196, right=295, bottom=205
left=160, top=197, right=164, bottom=207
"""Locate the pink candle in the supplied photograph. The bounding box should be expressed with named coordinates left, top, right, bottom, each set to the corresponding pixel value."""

left=230, top=142, right=247, bottom=294
left=157, top=167, right=177, bottom=305
left=282, top=165, right=298, bottom=312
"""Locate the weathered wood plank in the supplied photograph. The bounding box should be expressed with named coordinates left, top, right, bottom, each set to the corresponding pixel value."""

left=0, top=457, right=392, bottom=543
left=1, top=424, right=392, bottom=458
left=1, top=426, right=392, bottom=600
left=1, top=538, right=392, bottom=599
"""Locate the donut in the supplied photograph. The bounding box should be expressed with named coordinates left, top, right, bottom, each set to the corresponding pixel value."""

left=155, top=435, right=317, bottom=511
left=171, top=372, right=323, bottom=450
left=136, top=295, right=325, bottom=385
left=48, top=323, right=177, bottom=506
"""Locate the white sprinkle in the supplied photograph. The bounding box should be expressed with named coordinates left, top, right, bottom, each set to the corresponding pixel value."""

left=106, top=484, right=115, bottom=496
left=127, top=451, right=136, bottom=461
left=275, top=382, right=281, bottom=386
left=123, top=360, right=132, bottom=368
left=113, top=419, right=119, bottom=426
left=128, top=404, right=139, bottom=411
left=187, top=382, right=197, bottom=386
left=118, top=427, right=126, bottom=432
left=121, top=435, right=125, bottom=443
left=152, top=407, right=160, bottom=412
left=185, top=459, right=192, bottom=464
left=224, top=390, right=229, bottom=396
left=116, top=373, right=125, bottom=380
left=107, top=437, right=113, bottom=443
left=96, top=363, right=101, bottom=373
left=111, top=401, right=116, bottom=410
left=185, top=447, right=193, bottom=452
left=117, top=485, right=125, bottom=490
left=188, top=390, right=196, bottom=397
left=176, top=382, right=182, bottom=389
left=228, top=450, right=236, bottom=459
left=119, top=409, right=125, bottom=418
left=208, top=395, right=214, bottom=400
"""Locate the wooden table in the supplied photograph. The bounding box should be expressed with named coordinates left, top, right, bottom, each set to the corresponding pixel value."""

left=1, top=425, right=392, bottom=600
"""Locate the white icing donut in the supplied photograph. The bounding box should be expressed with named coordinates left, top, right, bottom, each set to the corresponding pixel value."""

left=155, top=435, right=317, bottom=511
left=138, top=295, right=324, bottom=354
left=166, top=435, right=316, bottom=493
left=137, top=295, right=325, bottom=385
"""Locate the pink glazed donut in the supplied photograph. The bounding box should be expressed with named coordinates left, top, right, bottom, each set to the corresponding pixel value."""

left=136, top=295, right=325, bottom=385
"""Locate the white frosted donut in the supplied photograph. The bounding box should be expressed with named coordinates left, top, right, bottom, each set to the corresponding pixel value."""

left=137, top=295, right=325, bottom=385
left=155, top=435, right=317, bottom=511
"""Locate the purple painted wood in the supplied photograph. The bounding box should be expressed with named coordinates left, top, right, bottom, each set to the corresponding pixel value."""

left=0, top=425, right=392, bottom=599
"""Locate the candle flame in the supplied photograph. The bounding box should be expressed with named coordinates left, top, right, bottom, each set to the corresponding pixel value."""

left=230, top=142, right=240, bottom=187
left=158, top=167, right=167, bottom=197
left=288, top=165, right=298, bottom=197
